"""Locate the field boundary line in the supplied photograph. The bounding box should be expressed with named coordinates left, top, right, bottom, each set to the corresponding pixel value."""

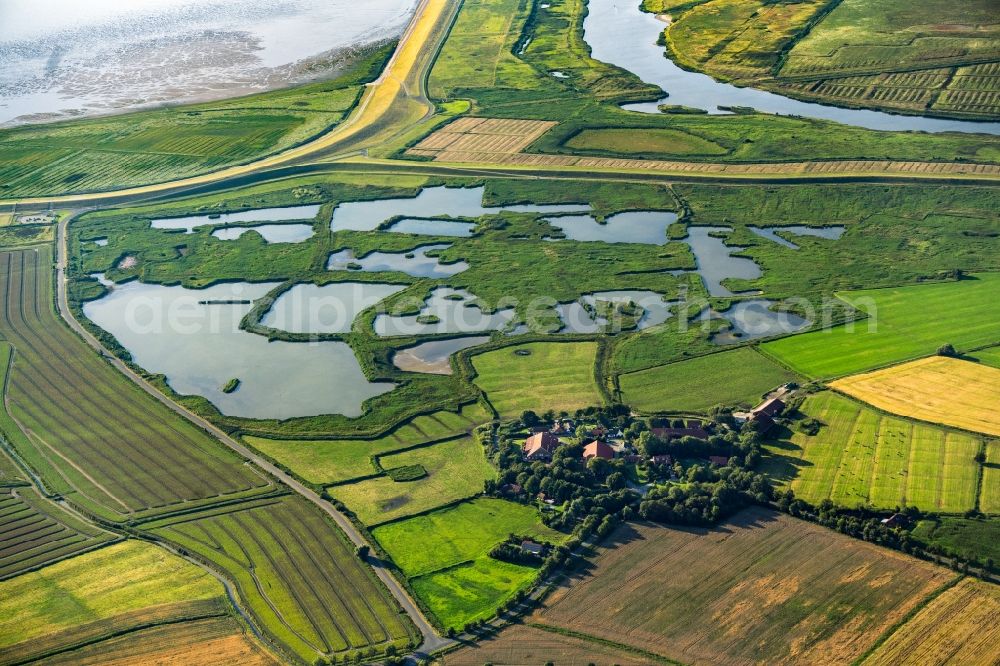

left=527, top=622, right=683, bottom=665
left=848, top=574, right=964, bottom=666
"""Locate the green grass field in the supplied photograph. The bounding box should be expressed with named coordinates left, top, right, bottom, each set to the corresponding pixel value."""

left=761, top=274, right=1000, bottom=378
left=373, top=498, right=567, bottom=629
left=245, top=403, right=490, bottom=485
left=619, top=347, right=797, bottom=413
left=0, top=540, right=223, bottom=654
left=0, top=46, right=392, bottom=198
left=911, top=517, right=1000, bottom=565
left=564, top=128, right=729, bottom=157
left=982, top=440, right=1000, bottom=514
left=331, top=437, right=496, bottom=526
left=762, top=392, right=984, bottom=513
left=146, top=496, right=415, bottom=661
left=472, top=342, right=602, bottom=417
left=971, top=345, right=1000, bottom=369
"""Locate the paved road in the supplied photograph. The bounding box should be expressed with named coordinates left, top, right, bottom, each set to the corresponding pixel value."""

left=54, top=215, right=454, bottom=658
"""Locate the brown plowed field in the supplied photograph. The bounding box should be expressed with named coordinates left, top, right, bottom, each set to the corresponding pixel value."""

left=532, top=508, right=955, bottom=665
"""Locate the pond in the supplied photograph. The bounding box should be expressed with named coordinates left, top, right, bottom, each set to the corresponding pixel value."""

left=327, top=244, right=468, bottom=278
left=700, top=299, right=811, bottom=345
left=150, top=204, right=322, bottom=234
left=386, top=218, right=477, bottom=237
left=89, top=237, right=108, bottom=247
left=748, top=225, right=846, bottom=250
left=558, top=290, right=676, bottom=333
left=330, top=186, right=590, bottom=231
left=211, top=224, right=316, bottom=244
left=684, top=226, right=762, bottom=297
left=261, top=282, right=407, bottom=334
left=392, top=336, right=491, bottom=375
left=544, top=211, right=677, bottom=245
left=83, top=277, right=394, bottom=419
left=581, top=0, right=1000, bottom=134
left=374, top=287, right=516, bottom=337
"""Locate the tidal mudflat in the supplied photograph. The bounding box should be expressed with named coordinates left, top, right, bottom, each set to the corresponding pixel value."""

left=392, top=336, right=491, bottom=374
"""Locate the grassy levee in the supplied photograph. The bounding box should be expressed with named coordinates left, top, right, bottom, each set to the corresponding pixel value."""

left=0, top=248, right=272, bottom=522
left=762, top=392, right=984, bottom=513
left=145, top=495, right=417, bottom=662
left=619, top=347, right=799, bottom=414
left=1, top=0, right=460, bottom=207
left=35, top=615, right=279, bottom=666
left=0, top=45, right=394, bottom=200
left=761, top=274, right=1000, bottom=379
left=0, top=485, right=115, bottom=580
left=0, top=540, right=227, bottom=664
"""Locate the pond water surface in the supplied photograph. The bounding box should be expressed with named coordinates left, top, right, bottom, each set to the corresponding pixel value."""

left=261, top=282, right=406, bottom=334
left=83, top=277, right=394, bottom=419
left=330, top=186, right=590, bottom=231
left=212, top=224, right=315, bottom=244
left=558, top=290, right=675, bottom=333
left=392, top=336, right=491, bottom=374
left=748, top=225, right=846, bottom=250
left=581, top=0, right=1000, bottom=134
left=374, top=287, right=515, bottom=337
left=701, top=300, right=811, bottom=345
left=684, top=226, right=762, bottom=297
left=545, top=211, right=677, bottom=244
left=151, top=204, right=321, bottom=233
left=327, top=244, right=468, bottom=278
left=386, top=218, right=477, bottom=237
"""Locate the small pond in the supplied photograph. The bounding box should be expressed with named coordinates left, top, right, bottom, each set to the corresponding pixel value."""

left=211, top=224, right=315, bottom=244
left=386, top=218, right=477, bottom=237
left=151, top=204, right=322, bottom=234
left=374, top=287, right=516, bottom=337
left=330, top=186, right=590, bottom=231
left=83, top=277, right=394, bottom=419
left=544, top=211, right=677, bottom=245
left=392, top=336, right=491, bottom=375
left=700, top=299, right=811, bottom=345
left=327, top=244, right=468, bottom=278
left=558, top=290, right=675, bottom=333
left=261, top=282, right=407, bottom=334
left=684, top=226, right=762, bottom=297
left=89, top=237, right=108, bottom=247
left=748, top=225, right=846, bottom=250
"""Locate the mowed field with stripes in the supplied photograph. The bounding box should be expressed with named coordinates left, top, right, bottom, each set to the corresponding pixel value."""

left=763, top=392, right=991, bottom=513
left=0, top=248, right=416, bottom=663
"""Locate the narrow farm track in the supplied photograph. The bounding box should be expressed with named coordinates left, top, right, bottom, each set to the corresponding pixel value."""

left=49, top=221, right=453, bottom=657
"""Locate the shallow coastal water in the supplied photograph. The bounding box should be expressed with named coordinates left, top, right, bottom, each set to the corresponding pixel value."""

left=581, top=0, right=1000, bottom=134
left=327, top=244, right=469, bottom=278
left=748, top=225, right=846, bottom=250
left=151, top=204, right=321, bottom=233
left=330, top=186, right=590, bottom=232
left=212, top=223, right=315, bottom=243
left=0, top=0, right=419, bottom=125
left=261, top=282, right=406, bottom=334
left=83, top=277, right=394, bottom=418
left=544, top=211, right=677, bottom=245
left=392, top=336, right=491, bottom=374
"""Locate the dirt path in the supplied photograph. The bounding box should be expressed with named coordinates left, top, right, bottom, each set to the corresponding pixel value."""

left=54, top=214, right=453, bottom=659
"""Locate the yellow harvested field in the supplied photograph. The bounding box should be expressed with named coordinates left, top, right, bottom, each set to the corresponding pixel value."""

left=831, top=356, right=1000, bottom=436
left=416, top=149, right=1000, bottom=181
left=409, top=118, right=557, bottom=156
left=862, top=578, right=1000, bottom=666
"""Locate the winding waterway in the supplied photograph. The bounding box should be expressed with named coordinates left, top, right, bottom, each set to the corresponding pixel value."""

left=582, top=0, right=1000, bottom=134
